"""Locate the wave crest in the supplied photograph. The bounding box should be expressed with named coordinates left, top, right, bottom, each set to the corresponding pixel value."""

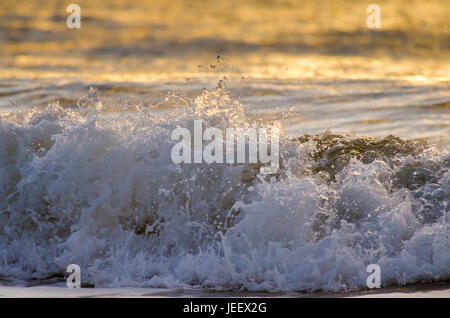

left=0, top=87, right=448, bottom=291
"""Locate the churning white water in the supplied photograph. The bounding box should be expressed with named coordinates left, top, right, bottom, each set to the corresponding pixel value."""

left=0, top=87, right=448, bottom=292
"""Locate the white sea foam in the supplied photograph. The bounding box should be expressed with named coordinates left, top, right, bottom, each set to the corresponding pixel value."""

left=0, top=87, right=448, bottom=292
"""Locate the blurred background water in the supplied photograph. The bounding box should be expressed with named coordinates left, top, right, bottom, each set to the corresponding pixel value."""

left=0, top=0, right=449, bottom=145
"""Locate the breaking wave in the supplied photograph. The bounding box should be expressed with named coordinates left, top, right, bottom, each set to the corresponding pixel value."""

left=0, top=87, right=448, bottom=292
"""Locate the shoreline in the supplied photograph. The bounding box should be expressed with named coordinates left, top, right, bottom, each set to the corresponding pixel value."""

left=1, top=283, right=449, bottom=298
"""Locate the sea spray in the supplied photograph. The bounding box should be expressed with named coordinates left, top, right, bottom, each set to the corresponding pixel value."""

left=0, top=87, right=448, bottom=291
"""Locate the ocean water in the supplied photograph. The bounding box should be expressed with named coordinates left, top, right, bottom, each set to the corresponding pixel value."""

left=0, top=0, right=449, bottom=293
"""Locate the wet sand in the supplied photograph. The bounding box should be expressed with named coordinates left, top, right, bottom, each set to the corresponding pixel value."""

left=0, top=283, right=449, bottom=298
